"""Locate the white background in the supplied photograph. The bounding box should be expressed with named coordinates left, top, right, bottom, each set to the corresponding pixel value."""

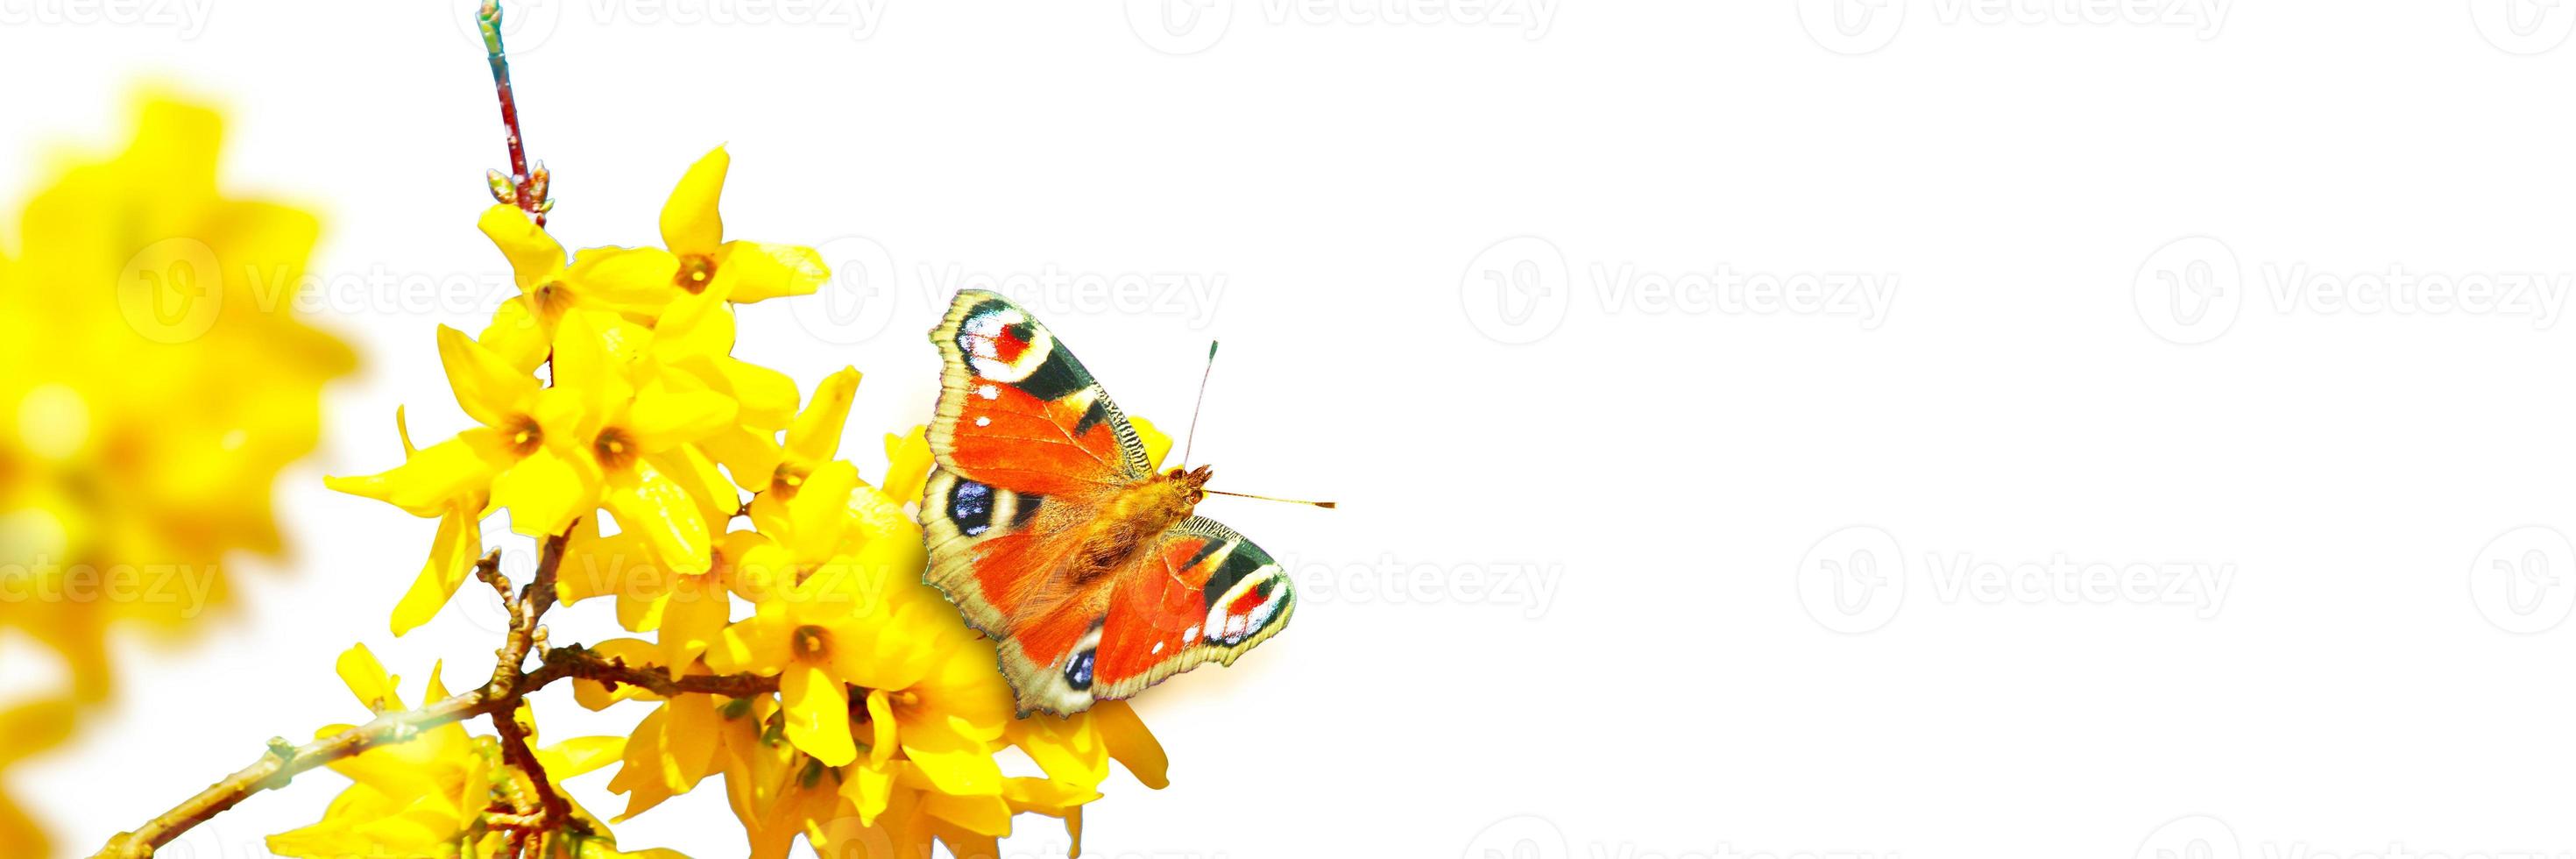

left=5, top=1, right=2576, bottom=857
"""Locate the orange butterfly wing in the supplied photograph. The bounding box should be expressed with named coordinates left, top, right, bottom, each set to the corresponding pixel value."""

left=919, top=290, right=1293, bottom=715
left=925, top=288, right=1150, bottom=496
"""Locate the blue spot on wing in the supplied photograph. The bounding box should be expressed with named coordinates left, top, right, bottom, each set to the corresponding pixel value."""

left=951, top=479, right=994, bottom=536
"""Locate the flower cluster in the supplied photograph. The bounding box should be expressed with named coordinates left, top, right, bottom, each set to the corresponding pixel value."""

left=313, top=147, right=1165, bottom=857
left=0, top=96, right=353, bottom=855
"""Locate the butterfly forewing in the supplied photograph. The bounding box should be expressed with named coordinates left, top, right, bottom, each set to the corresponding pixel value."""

left=927, top=288, right=1151, bottom=495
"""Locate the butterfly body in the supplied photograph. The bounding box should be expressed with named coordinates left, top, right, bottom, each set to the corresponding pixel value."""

left=920, top=290, right=1293, bottom=715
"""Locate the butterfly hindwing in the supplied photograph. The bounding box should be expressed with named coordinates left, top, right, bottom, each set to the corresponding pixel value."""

left=997, top=517, right=1296, bottom=714
left=928, top=289, right=1151, bottom=496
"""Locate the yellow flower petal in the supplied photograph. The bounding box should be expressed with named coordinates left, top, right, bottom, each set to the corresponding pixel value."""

left=600, top=462, right=712, bottom=575
left=658, top=693, right=724, bottom=792
left=660, top=146, right=729, bottom=254
left=538, top=735, right=626, bottom=778
left=781, top=662, right=856, bottom=767
left=838, top=759, right=895, bottom=827
left=568, top=245, right=683, bottom=309
left=923, top=792, right=1013, bottom=839
left=721, top=358, right=801, bottom=430
left=549, top=310, right=640, bottom=412
left=655, top=575, right=731, bottom=668
left=789, top=461, right=859, bottom=547
left=607, top=708, right=677, bottom=820
left=436, top=324, right=538, bottom=428
left=864, top=689, right=897, bottom=768
left=1010, top=713, right=1108, bottom=790
left=707, top=604, right=792, bottom=674
left=899, top=718, right=1003, bottom=796
left=492, top=444, right=596, bottom=538
left=478, top=295, right=550, bottom=373
left=716, top=240, right=829, bottom=303
left=476, top=202, right=565, bottom=288
left=389, top=498, right=484, bottom=635
left=335, top=643, right=403, bottom=712
left=325, top=432, right=506, bottom=518
left=1002, top=777, right=1103, bottom=816
left=627, top=386, right=738, bottom=452
left=1091, top=699, right=1169, bottom=790
left=703, top=426, right=784, bottom=493
left=881, top=426, right=933, bottom=505
left=785, top=367, right=860, bottom=465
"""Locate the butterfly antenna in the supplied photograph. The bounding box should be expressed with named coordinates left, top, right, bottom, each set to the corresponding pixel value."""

left=1203, top=488, right=1338, bottom=509
left=1179, top=340, right=1217, bottom=467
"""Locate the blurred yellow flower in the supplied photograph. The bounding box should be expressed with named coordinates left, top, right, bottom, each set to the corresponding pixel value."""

left=0, top=95, right=352, bottom=855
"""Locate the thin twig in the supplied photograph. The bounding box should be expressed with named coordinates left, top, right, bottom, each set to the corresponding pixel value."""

left=479, top=0, right=548, bottom=225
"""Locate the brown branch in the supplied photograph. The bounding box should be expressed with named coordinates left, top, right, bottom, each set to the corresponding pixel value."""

left=88, top=532, right=781, bottom=859
left=483, top=532, right=578, bottom=845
